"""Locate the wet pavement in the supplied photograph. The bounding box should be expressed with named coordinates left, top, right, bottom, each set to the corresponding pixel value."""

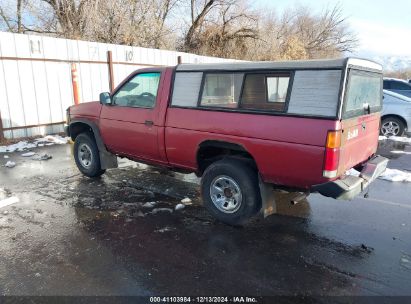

left=0, top=140, right=411, bottom=297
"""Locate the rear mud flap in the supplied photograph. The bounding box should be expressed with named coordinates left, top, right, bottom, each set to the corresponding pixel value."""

left=259, top=176, right=277, bottom=218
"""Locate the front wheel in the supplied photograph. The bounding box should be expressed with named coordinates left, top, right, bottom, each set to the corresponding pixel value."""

left=73, top=133, right=106, bottom=178
left=380, top=117, right=405, bottom=137
left=201, top=159, right=261, bottom=226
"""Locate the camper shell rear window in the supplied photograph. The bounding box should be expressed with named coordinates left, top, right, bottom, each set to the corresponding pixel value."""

left=342, top=70, right=383, bottom=119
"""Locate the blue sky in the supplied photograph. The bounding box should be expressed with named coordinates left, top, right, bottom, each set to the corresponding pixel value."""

left=254, top=0, right=411, bottom=59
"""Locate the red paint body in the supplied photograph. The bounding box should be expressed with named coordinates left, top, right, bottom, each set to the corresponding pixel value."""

left=69, top=67, right=380, bottom=190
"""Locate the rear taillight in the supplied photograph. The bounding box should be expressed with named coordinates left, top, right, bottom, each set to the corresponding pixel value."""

left=323, top=131, right=341, bottom=178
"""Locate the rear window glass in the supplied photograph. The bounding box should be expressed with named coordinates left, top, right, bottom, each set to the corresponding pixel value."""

left=344, top=70, right=382, bottom=118
left=390, top=81, right=411, bottom=90
left=200, top=73, right=244, bottom=108
left=240, top=74, right=290, bottom=112
left=383, top=80, right=391, bottom=90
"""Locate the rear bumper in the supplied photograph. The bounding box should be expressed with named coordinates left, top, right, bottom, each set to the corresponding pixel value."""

left=312, top=155, right=389, bottom=200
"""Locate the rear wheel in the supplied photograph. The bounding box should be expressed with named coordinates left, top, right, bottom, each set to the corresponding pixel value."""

left=74, top=133, right=106, bottom=177
left=201, top=159, right=261, bottom=226
left=380, top=117, right=405, bottom=137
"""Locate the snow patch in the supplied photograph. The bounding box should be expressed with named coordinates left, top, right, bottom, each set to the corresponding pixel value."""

left=142, top=202, right=157, bottom=208
left=0, top=135, right=69, bottom=153
left=21, top=152, right=35, bottom=157
left=346, top=167, right=411, bottom=183
left=347, top=167, right=411, bottom=183
left=155, top=226, right=175, bottom=233
left=35, top=135, right=69, bottom=145
left=0, top=141, right=36, bottom=153
left=0, top=196, right=19, bottom=209
left=181, top=197, right=192, bottom=205
left=346, top=168, right=360, bottom=177
left=379, top=168, right=411, bottom=182
left=379, top=136, right=411, bottom=144
left=400, top=253, right=411, bottom=270
left=175, top=203, right=185, bottom=211
left=32, top=153, right=52, bottom=161
left=0, top=189, right=7, bottom=200
left=151, top=208, right=173, bottom=214
left=135, top=211, right=145, bottom=217
left=390, top=150, right=411, bottom=155
left=4, top=161, right=16, bottom=168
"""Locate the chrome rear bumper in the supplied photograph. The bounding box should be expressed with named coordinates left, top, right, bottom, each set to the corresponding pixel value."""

left=312, top=155, right=389, bottom=200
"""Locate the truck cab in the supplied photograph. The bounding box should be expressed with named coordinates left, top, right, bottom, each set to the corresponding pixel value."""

left=66, top=58, right=388, bottom=225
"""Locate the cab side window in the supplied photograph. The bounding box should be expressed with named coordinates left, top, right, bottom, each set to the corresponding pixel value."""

left=112, top=72, right=161, bottom=108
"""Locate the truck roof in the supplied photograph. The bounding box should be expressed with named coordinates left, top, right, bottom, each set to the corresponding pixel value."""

left=383, top=77, right=410, bottom=83
left=177, top=57, right=382, bottom=72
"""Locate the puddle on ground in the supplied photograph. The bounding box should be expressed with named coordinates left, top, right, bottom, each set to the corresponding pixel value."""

left=400, top=253, right=411, bottom=270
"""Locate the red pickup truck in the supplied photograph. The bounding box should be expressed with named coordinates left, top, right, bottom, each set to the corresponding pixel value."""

left=65, top=58, right=388, bottom=225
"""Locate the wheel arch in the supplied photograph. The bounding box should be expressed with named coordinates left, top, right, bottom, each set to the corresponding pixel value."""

left=196, top=140, right=259, bottom=176
left=381, top=114, right=408, bottom=129
left=69, top=121, right=94, bottom=141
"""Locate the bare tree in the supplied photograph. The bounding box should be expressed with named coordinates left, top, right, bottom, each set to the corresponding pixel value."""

left=182, top=0, right=219, bottom=51
left=385, top=69, right=411, bottom=80
left=180, top=0, right=258, bottom=57
left=0, top=0, right=98, bottom=37
left=244, top=4, right=358, bottom=61
left=293, top=5, right=358, bottom=58
left=90, top=0, right=178, bottom=49
left=0, top=0, right=25, bottom=33
left=0, top=0, right=358, bottom=61
left=36, top=0, right=100, bottom=39
left=0, top=5, right=13, bottom=32
left=152, top=0, right=180, bottom=48
left=16, top=0, right=22, bottom=32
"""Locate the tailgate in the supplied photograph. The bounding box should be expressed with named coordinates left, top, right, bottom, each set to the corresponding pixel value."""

left=338, top=113, right=380, bottom=174
left=338, top=69, right=382, bottom=174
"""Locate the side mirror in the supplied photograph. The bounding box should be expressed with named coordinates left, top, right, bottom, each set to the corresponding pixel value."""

left=99, top=92, right=112, bottom=105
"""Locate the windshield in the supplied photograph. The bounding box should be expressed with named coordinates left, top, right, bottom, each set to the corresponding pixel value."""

left=343, top=70, right=382, bottom=118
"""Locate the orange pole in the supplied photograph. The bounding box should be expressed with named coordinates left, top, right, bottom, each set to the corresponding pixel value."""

left=0, top=109, right=4, bottom=141
left=71, top=63, right=81, bottom=105
left=107, top=51, right=115, bottom=93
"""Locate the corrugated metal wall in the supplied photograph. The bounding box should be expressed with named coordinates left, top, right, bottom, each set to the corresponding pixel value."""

left=0, top=32, right=236, bottom=139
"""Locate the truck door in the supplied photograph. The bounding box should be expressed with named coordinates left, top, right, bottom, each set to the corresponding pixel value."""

left=99, top=71, right=163, bottom=162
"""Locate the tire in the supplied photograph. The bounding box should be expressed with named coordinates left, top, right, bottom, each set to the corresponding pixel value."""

left=380, top=117, right=405, bottom=137
left=201, top=158, right=261, bottom=226
left=73, top=132, right=106, bottom=178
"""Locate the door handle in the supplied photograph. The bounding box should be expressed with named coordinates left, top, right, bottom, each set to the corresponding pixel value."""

left=144, top=120, right=154, bottom=126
